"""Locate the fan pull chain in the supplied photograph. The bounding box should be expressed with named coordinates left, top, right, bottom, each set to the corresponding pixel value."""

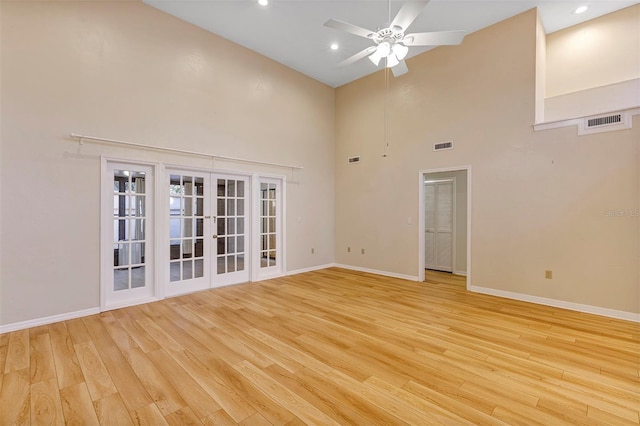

left=383, top=64, right=390, bottom=158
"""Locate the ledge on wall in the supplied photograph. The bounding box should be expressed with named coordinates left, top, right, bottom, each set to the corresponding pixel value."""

left=533, top=107, right=640, bottom=135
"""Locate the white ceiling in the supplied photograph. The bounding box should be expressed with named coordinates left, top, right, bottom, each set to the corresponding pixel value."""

left=144, top=0, right=638, bottom=88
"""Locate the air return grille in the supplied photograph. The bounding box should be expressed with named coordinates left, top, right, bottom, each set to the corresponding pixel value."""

left=433, top=141, right=453, bottom=151
left=579, top=111, right=631, bottom=135
left=587, top=114, right=622, bottom=128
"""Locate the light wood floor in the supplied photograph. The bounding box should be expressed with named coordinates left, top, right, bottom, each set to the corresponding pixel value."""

left=1, top=267, right=639, bottom=425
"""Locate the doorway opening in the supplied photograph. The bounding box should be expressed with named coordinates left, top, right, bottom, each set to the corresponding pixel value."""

left=418, top=167, right=471, bottom=289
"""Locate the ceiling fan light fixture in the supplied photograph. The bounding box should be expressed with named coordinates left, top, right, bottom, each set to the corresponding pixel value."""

left=368, top=50, right=384, bottom=66
left=386, top=54, right=400, bottom=68
left=392, top=43, right=409, bottom=60
left=377, top=42, right=391, bottom=57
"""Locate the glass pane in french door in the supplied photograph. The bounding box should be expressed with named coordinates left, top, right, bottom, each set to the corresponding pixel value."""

left=113, top=169, right=148, bottom=290
left=169, top=174, right=206, bottom=283
left=214, top=176, right=248, bottom=284
left=260, top=182, right=278, bottom=268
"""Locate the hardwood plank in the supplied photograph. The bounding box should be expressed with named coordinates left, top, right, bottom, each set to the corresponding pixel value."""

left=130, top=403, right=170, bottom=426
left=265, top=363, right=403, bottom=425
left=29, top=333, right=56, bottom=384
left=167, top=349, right=256, bottom=423
left=59, top=382, right=100, bottom=426
left=125, top=347, right=186, bottom=416
left=237, top=412, right=272, bottom=426
left=233, top=360, right=340, bottom=425
left=81, top=315, right=153, bottom=411
left=93, top=392, right=135, bottom=425
left=48, top=322, right=84, bottom=389
left=201, top=409, right=237, bottom=426
left=30, top=379, right=65, bottom=426
left=4, top=330, right=30, bottom=373
left=65, top=318, right=92, bottom=345
left=0, top=332, right=9, bottom=374
left=73, top=341, right=117, bottom=401
left=146, top=348, right=221, bottom=419
left=0, top=368, right=31, bottom=425
left=164, top=406, right=203, bottom=426
left=200, top=354, right=296, bottom=425
left=110, top=309, right=161, bottom=354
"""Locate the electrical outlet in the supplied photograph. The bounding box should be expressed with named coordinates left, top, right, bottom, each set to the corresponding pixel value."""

left=361, top=248, right=365, bottom=254
left=347, top=247, right=351, bottom=253
left=311, top=248, right=315, bottom=254
left=545, top=270, right=552, bottom=279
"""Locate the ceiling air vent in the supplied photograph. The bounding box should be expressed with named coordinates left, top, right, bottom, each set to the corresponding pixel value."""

left=348, top=156, right=361, bottom=164
left=579, top=111, right=630, bottom=135
left=433, top=141, right=453, bottom=151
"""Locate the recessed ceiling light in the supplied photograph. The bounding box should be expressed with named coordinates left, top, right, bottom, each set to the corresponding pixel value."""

left=330, top=43, right=339, bottom=51
left=573, top=5, right=589, bottom=14
left=258, top=0, right=268, bottom=6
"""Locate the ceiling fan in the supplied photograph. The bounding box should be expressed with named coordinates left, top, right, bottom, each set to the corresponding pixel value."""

left=324, top=0, right=465, bottom=77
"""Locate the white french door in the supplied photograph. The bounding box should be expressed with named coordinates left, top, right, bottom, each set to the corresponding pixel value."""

left=425, top=179, right=454, bottom=272
left=166, top=171, right=249, bottom=296
left=255, top=177, right=284, bottom=280
left=102, top=162, right=155, bottom=309
left=212, top=175, right=250, bottom=287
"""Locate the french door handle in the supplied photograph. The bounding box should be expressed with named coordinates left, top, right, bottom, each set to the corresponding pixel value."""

left=212, top=235, right=218, bottom=239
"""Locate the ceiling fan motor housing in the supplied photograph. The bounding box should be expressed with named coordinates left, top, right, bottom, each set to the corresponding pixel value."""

left=369, top=26, right=405, bottom=45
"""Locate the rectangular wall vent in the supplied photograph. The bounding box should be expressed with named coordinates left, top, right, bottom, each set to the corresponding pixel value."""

left=348, top=156, right=361, bottom=164
left=433, top=141, right=453, bottom=151
left=587, top=114, right=622, bottom=128
left=579, top=111, right=631, bottom=135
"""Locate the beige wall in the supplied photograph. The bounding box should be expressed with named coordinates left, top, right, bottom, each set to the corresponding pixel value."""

left=336, top=9, right=639, bottom=314
left=546, top=5, right=640, bottom=98
left=0, top=1, right=335, bottom=325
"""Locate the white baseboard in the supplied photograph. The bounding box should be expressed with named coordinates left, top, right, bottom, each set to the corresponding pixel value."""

left=469, top=285, right=640, bottom=323
left=334, top=263, right=419, bottom=282
left=0, top=307, right=101, bottom=334
left=287, top=263, right=337, bottom=276
left=453, top=270, right=467, bottom=277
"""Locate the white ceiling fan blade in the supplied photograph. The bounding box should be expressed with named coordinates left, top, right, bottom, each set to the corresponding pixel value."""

left=324, top=18, right=374, bottom=39
left=391, top=0, right=430, bottom=31
left=338, top=46, right=377, bottom=67
left=392, top=60, right=409, bottom=77
left=403, top=30, right=466, bottom=46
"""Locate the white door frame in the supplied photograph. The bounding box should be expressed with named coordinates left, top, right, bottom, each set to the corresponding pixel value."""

left=418, top=166, right=472, bottom=289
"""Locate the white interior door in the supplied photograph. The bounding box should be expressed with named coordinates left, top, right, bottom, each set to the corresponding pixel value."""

left=212, top=175, right=250, bottom=287
left=167, top=172, right=210, bottom=296
left=425, top=179, right=454, bottom=272
left=103, top=162, right=155, bottom=309
left=255, top=177, right=284, bottom=280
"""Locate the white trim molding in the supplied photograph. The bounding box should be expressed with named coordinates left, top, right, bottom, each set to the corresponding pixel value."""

left=0, top=307, right=101, bottom=334
left=470, top=285, right=640, bottom=323
left=287, top=263, right=337, bottom=276
left=333, top=263, right=419, bottom=282
left=533, top=107, right=640, bottom=133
